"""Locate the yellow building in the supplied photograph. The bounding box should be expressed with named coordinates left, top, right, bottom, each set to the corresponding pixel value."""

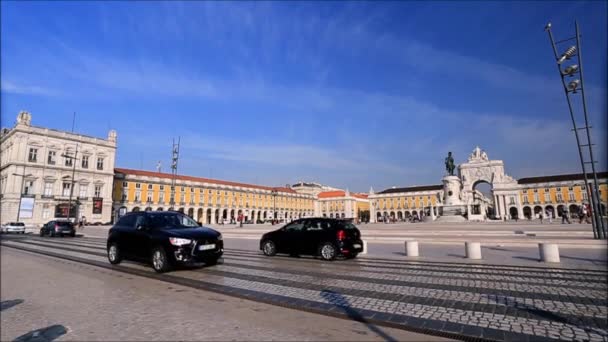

left=369, top=185, right=443, bottom=222
left=113, top=168, right=315, bottom=224
left=316, top=190, right=370, bottom=222
left=516, top=172, right=607, bottom=219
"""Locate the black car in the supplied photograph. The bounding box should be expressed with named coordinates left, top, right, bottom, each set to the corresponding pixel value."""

left=107, top=211, right=223, bottom=273
left=259, top=218, right=363, bottom=260
left=40, top=221, right=76, bottom=237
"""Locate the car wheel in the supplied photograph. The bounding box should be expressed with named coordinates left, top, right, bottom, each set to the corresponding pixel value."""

left=262, top=240, right=277, bottom=256
left=151, top=247, right=172, bottom=273
left=318, top=242, right=337, bottom=261
left=107, top=243, right=122, bottom=265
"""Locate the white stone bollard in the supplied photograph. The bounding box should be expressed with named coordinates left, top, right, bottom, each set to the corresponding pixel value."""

left=405, top=240, right=419, bottom=257
left=465, top=242, right=482, bottom=260
left=360, top=240, right=368, bottom=255
left=539, top=243, right=560, bottom=263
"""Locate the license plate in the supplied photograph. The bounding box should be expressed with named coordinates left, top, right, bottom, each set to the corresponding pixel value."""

left=199, top=244, right=215, bottom=251
left=353, top=244, right=362, bottom=249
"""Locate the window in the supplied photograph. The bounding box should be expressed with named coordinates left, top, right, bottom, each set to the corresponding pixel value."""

left=79, top=185, right=87, bottom=198
left=147, top=184, right=153, bottom=190
left=121, top=193, right=127, bottom=202
left=160, top=185, right=164, bottom=191
left=159, top=192, right=165, bottom=203
left=47, top=151, right=56, bottom=165
left=94, top=185, right=102, bottom=197
left=544, top=192, right=550, bottom=202
left=28, top=148, right=38, bottom=162
left=284, top=221, right=305, bottom=232
left=117, top=214, right=137, bottom=229
left=42, top=204, right=51, bottom=219
left=569, top=191, right=575, bottom=201
left=180, top=193, right=185, bottom=203
left=44, top=182, right=53, bottom=196
left=62, top=182, right=72, bottom=196
left=64, top=153, right=74, bottom=167
left=583, top=190, right=588, bottom=201
left=545, top=188, right=550, bottom=192
left=136, top=183, right=141, bottom=189
left=23, top=180, right=34, bottom=195
left=557, top=192, right=563, bottom=202
left=96, top=157, right=104, bottom=170
left=191, top=188, right=195, bottom=192
left=509, top=196, right=515, bottom=205
left=135, top=190, right=141, bottom=202
left=81, top=155, right=89, bottom=169
left=147, top=193, right=152, bottom=203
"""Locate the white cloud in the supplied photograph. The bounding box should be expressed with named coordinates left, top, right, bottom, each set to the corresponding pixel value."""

left=1, top=80, right=59, bottom=96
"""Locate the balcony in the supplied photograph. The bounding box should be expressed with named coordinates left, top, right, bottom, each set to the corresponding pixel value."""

left=42, top=195, right=55, bottom=199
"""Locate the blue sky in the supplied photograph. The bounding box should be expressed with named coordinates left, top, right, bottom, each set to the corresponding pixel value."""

left=1, top=1, right=606, bottom=192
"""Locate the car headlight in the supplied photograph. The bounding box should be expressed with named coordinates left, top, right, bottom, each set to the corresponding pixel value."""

left=217, top=234, right=223, bottom=241
left=169, top=237, right=192, bottom=246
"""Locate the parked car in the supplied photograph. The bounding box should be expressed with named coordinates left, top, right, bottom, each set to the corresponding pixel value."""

left=1, top=222, right=26, bottom=234
left=259, top=218, right=363, bottom=261
left=106, top=211, right=223, bottom=273
left=40, top=221, right=76, bottom=237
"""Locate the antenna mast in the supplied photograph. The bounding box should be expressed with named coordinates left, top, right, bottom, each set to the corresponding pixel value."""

left=170, top=137, right=180, bottom=210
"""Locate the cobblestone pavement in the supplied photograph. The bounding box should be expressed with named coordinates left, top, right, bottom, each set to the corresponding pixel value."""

left=2, top=234, right=607, bottom=342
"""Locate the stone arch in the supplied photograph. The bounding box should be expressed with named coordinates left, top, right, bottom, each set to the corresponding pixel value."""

left=206, top=209, right=212, bottom=223
left=523, top=206, right=531, bottom=219
left=197, top=208, right=203, bottom=223
left=397, top=211, right=403, bottom=220
left=569, top=204, right=579, bottom=216
left=178, top=207, right=184, bottom=214
left=132, top=207, right=140, bottom=212
left=341, top=213, right=345, bottom=218
left=187, top=208, right=194, bottom=218
left=557, top=205, right=565, bottom=217
left=509, top=207, right=518, bottom=219
left=145, top=207, right=152, bottom=211
left=157, top=207, right=164, bottom=211
left=222, top=209, right=228, bottom=220
left=545, top=205, right=555, bottom=219
left=214, top=209, right=220, bottom=222
left=533, top=206, right=543, bottom=218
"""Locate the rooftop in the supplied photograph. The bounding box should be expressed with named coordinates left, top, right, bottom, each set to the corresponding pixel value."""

left=114, top=168, right=298, bottom=194
left=378, top=185, right=443, bottom=194
left=517, top=172, right=608, bottom=185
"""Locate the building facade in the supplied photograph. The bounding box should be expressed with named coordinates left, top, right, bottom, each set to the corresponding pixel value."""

left=315, top=190, right=370, bottom=221
left=0, top=111, right=117, bottom=225
left=290, top=181, right=341, bottom=197
left=112, top=168, right=315, bottom=224
left=368, top=146, right=607, bottom=222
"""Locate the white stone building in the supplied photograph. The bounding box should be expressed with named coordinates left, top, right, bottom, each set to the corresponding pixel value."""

left=0, top=111, right=117, bottom=226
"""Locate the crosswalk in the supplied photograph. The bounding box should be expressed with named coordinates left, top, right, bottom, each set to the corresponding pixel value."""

left=1, top=235, right=607, bottom=342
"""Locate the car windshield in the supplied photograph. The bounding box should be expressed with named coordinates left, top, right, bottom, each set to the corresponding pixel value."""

left=336, top=221, right=358, bottom=230
left=56, top=222, right=72, bottom=227
left=147, top=213, right=199, bottom=230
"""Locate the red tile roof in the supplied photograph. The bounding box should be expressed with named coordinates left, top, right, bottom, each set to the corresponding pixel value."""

left=317, top=190, right=368, bottom=199
left=114, top=168, right=297, bottom=193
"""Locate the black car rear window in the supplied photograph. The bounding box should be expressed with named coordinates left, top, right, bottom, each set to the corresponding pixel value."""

left=56, top=222, right=73, bottom=227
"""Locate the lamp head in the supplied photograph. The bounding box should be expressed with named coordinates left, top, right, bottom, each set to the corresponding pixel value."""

left=562, top=64, right=579, bottom=77
left=557, top=46, right=577, bottom=64
left=567, top=79, right=580, bottom=93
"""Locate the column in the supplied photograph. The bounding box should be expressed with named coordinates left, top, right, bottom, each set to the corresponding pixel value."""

left=210, top=208, right=216, bottom=224
left=502, top=195, right=508, bottom=219
left=493, top=195, right=499, bottom=218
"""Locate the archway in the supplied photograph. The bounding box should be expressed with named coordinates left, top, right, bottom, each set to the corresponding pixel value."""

left=329, top=213, right=334, bottom=218
left=534, top=206, right=542, bottom=218
left=545, top=205, right=555, bottom=219
left=222, top=209, right=228, bottom=220
left=132, top=207, right=140, bottom=212
left=509, top=207, right=518, bottom=219
left=230, top=209, right=235, bottom=221
left=178, top=207, right=184, bottom=214
left=557, top=205, right=565, bottom=217
left=569, top=204, right=579, bottom=217
left=187, top=208, right=194, bottom=218
left=214, top=209, right=220, bottom=223
left=251, top=210, right=256, bottom=222
left=263, top=211, right=267, bottom=219
left=397, top=211, right=403, bottom=220
left=341, top=213, right=345, bottom=218
left=206, top=209, right=212, bottom=223
left=197, top=208, right=203, bottom=223
left=157, top=207, right=164, bottom=211
left=523, top=206, right=531, bottom=219
left=390, top=211, right=395, bottom=219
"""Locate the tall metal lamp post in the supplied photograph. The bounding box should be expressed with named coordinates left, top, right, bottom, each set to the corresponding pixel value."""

left=545, top=21, right=605, bottom=239
left=12, top=169, right=33, bottom=222
left=271, top=189, right=278, bottom=221
left=61, top=147, right=79, bottom=223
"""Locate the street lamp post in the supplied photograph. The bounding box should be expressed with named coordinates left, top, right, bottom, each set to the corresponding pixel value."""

left=271, top=190, right=278, bottom=222
left=12, top=169, right=33, bottom=222
left=545, top=21, right=606, bottom=239
left=61, top=146, right=79, bottom=224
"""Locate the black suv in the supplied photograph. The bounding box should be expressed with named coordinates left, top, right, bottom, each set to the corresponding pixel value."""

left=107, top=211, right=223, bottom=273
left=260, top=218, right=363, bottom=260
left=40, top=221, right=76, bottom=237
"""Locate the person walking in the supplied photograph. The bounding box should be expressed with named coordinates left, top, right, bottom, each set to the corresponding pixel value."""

left=547, top=210, right=553, bottom=224
left=562, top=207, right=571, bottom=224
left=539, top=211, right=544, bottom=224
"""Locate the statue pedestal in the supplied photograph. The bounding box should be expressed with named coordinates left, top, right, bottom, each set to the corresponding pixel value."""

left=436, top=175, right=467, bottom=222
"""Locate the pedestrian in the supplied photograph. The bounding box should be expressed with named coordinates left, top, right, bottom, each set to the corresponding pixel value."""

left=539, top=212, right=543, bottom=224
left=547, top=210, right=552, bottom=224
left=562, top=208, right=571, bottom=224
left=579, top=205, right=586, bottom=224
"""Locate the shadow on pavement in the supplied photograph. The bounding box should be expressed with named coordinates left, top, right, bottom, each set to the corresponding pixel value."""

left=560, top=255, right=607, bottom=264
left=320, top=289, right=397, bottom=342
left=0, top=299, right=24, bottom=311
left=13, top=324, right=67, bottom=342
left=512, top=256, right=540, bottom=262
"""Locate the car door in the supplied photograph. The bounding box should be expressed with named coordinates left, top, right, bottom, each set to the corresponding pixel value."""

left=114, top=214, right=138, bottom=258
left=277, top=220, right=305, bottom=254
left=301, top=219, right=324, bottom=255
left=131, top=213, right=151, bottom=260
